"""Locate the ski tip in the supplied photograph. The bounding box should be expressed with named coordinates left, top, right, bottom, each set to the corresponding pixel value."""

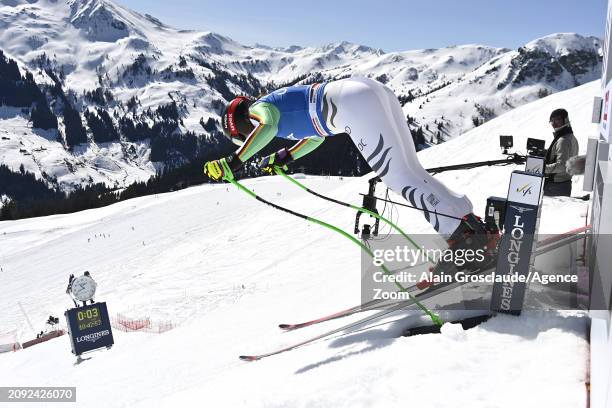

left=278, top=324, right=294, bottom=330
left=239, top=355, right=260, bottom=362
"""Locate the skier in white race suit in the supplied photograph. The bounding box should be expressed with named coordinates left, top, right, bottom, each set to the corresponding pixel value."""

left=204, top=77, right=498, bottom=265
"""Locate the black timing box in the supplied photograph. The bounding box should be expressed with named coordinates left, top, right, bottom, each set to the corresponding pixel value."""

left=485, top=196, right=507, bottom=233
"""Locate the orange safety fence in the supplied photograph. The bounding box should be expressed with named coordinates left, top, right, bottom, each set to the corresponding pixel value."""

left=111, top=313, right=175, bottom=334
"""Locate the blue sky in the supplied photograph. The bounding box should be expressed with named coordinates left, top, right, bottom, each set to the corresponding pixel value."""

left=117, top=0, right=608, bottom=51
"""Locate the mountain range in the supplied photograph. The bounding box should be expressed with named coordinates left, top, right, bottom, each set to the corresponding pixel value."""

left=0, top=0, right=603, bottom=192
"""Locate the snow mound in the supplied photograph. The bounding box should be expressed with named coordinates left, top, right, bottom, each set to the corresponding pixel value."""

left=440, top=322, right=467, bottom=340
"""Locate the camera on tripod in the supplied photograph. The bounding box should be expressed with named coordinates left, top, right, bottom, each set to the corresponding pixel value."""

left=499, top=135, right=513, bottom=154
left=526, top=138, right=546, bottom=157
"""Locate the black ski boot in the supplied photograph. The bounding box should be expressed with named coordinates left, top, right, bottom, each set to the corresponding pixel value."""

left=417, top=213, right=500, bottom=290
left=446, top=213, right=499, bottom=271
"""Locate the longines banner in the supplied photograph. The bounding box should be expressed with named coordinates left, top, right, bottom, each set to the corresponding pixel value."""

left=490, top=170, right=544, bottom=314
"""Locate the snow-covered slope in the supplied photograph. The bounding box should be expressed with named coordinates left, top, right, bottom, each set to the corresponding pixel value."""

left=0, top=79, right=597, bottom=407
left=0, top=0, right=601, bottom=191
left=0, top=107, right=155, bottom=190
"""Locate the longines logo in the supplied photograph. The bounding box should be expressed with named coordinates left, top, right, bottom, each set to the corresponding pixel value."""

left=499, top=213, right=527, bottom=311
left=76, top=330, right=110, bottom=344
left=508, top=205, right=533, bottom=214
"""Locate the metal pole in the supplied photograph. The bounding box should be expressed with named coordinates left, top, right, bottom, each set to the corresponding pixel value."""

left=18, top=302, right=36, bottom=334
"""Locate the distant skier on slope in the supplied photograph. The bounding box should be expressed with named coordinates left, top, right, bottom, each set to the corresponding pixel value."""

left=204, top=77, right=497, bottom=264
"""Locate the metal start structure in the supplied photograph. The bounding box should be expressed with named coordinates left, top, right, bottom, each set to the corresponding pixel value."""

left=351, top=139, right=544, bottom=316
left=348, top=136, right=545, bottom=318
left=354, top=176, right=380, bottom=240
left=352, top=135, right=547, bottom=315
left=349, top=128, right=555, bottom=318
left=586, top=1, right=612, bottom=405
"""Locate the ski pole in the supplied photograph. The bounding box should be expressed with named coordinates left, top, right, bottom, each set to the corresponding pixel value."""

left=223, top=174, right=443, bottom=326
left=273, top=166, right=437, bottom=264
left=358, top=193, right=464, bottom=221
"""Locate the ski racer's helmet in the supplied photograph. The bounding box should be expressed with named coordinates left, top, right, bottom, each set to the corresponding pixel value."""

left=221, top=96, right=254, bottom=146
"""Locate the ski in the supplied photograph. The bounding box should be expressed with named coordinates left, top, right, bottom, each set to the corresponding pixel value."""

left=239, top=265, right=495, bottom=361
left=279, top=298, right=394, bottom=331
left=227, top=176, right=444, bottom=327
left=240, top=300, right=413, bottom=361
left=278, top=281, right=422, bottom=331
left=276, top=227, right=589, bottom=332
left=230, top=173, right=590, bottom=361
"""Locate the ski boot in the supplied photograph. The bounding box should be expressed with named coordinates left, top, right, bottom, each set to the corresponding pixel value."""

left=446, top=213, right=500, bottom=269
left=417, top=213, right=500, bottom=290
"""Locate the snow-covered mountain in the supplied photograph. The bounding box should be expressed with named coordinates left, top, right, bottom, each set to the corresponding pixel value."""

left=0, top=0, right=602, bottom=192
left=0, top=80, right=597, bottom=407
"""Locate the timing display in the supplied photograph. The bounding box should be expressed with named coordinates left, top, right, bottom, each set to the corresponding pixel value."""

left=65, top=302, right=114, bottom=356
left=76, top=306, right=102, bottom=330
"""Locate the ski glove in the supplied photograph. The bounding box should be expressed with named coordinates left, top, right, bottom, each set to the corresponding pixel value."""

left=204, top=153, right=243, bottom=181
left=259, top=148, right=293, bottom=174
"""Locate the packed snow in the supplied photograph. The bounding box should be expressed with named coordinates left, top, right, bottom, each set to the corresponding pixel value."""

left=0, top=78, right=597, bottom=406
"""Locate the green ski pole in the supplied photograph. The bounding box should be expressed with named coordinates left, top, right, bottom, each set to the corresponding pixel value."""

left=223, top=174, right=443, bottom=326
left=273, top=166, right=422, bottom=250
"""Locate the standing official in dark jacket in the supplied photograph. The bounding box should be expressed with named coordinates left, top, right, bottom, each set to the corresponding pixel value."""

left=544, top=108, right=579, bottom=197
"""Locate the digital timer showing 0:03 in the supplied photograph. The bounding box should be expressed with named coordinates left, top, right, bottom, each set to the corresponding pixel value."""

left=77, top=307, right=99, bottom=321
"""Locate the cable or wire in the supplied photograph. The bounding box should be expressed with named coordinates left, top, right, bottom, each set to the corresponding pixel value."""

left=359, top=193, right=465, bottom=222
